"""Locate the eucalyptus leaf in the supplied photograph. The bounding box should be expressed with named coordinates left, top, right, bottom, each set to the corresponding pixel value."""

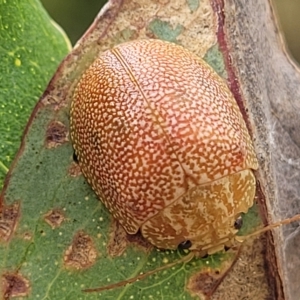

left=0, top=0, right=70, bottom=186
left=0, top=0, right=274, bottom=299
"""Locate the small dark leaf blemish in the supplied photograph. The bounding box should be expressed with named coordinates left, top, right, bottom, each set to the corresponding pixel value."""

left=44, top=209, right=65, bottom=229
left=45, top=121, right=68, bottom=148
left=0, top=202, right=20, bottom=242
left=63, top=231, right=97, bottom=270
left=2, top=272, right=30, bottom=299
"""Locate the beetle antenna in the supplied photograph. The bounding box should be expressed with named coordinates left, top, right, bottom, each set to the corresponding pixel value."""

left=82, top=251, right=194, bottom=293
left=236, top=213, right=300, bottom=242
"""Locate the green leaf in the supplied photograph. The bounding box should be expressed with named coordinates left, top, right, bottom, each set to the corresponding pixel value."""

left=0, top=0, right=70, bottom=186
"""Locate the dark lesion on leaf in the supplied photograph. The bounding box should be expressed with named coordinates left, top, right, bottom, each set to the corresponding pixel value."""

left=107, top=220, right=152, bottom=257
left=186, top=248, right=243, bottom=299
left=0, top=202, right=20, bottom=242
left=1, top=272, right=30, bottom=299
left=187, top=270, right=224, bottom=299
left=44, top=209, right=65, bottom=229
left=63, top=231, right=97, bottom=270
left=22, top=232, right=33, bottom=241
left=107, top=220, right=128, bottom=257
left=45, top=120, right=69, bottom=148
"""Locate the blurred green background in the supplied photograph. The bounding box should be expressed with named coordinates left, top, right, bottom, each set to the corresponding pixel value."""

left=40, top=0, right=300, bottom=63
left=274, top=0, right=300, bottom=63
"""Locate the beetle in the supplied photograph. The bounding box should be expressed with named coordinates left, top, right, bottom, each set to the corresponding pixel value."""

left=70, top=38, right=258, bottom=256
left=69, top=39, right=300, bottom=294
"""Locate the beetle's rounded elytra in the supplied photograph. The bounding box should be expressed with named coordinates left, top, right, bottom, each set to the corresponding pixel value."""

left=70, top=39, right=258, bottom=254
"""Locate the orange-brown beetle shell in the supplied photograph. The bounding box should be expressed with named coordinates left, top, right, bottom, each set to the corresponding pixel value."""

left=70, top=39, right=258, bottom=252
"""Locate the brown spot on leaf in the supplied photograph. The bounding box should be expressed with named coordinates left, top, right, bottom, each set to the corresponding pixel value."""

left=45, top=121, right=68, bottom=148
left=64, top=231, right=97, bottom=270
left=23, top=232, right=32, bottom=241
left=107, top=220, right=152, bottom=257
left=0, top=202, right=20, bottom=242
left=188, top=270, right=224, bottom=299
left=187, top=250, right=238, bottom=299
left=44, top=209, right=65, bottom=229
left=2, top=272, right=30, bottom=299
left=107, top=221, right=128, bottom=257
left=68, top=161, right=81, bottom=177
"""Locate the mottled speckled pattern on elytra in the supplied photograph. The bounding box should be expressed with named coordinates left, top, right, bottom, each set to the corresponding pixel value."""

left=70, top=39, right=258, bottom=252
